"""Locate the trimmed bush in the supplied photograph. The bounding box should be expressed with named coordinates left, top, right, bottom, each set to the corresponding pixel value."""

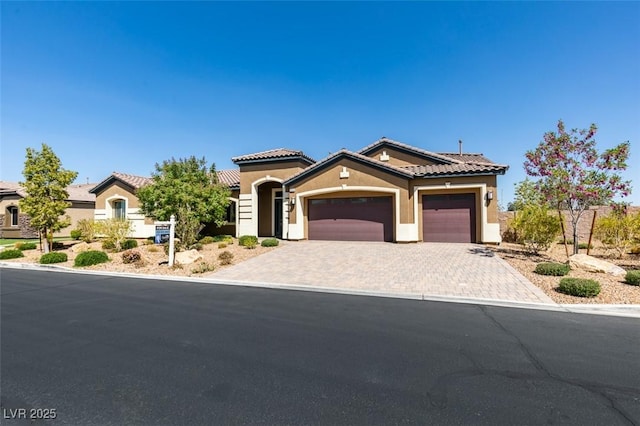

left=190, top=242, right=203, bottom=251
left=199, top=236, right=215, bottom=245
left=261, top=238, right=279, bottom=247
left=213, top=235, right=233, bottom=243
left=15, top=242, right=37, bottom=251
left=218, top=242, right=227, bottom=249
left=624, top=270, right=640, bottom=286
left=534, top=262, right=570, bottom=276
left=74, top=250, right=109, bottom=267
left=40, top=252, right=68, bottom=264
left=102, top=240, right=116, bottom=250
left=577, top=242, right=593, bottom=250
left=121, top=239, right=138, bottom=250
left=238, top=235, right=258, bottom=246
left=218, top=250, right=234, bottom=265
left=0, top=249, right=24, bottom=260
left=121, top=249, right=142, bottom=264
left=558, top=278, right=601, bottom=298
left=70, top=230, right=82, bottom=240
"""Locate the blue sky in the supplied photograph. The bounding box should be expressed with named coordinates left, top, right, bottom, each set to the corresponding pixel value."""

left=2, top=2, right=639, bottom=206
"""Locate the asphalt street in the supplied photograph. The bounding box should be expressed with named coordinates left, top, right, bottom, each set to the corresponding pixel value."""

left=1, top=268, right=639, bottom=425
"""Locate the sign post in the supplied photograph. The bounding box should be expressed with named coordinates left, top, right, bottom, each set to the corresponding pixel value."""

left=154, top=214, right=176, bottom=267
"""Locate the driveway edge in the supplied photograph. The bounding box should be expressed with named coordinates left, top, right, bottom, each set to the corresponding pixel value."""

left=2, top=262, right=639, bottom=318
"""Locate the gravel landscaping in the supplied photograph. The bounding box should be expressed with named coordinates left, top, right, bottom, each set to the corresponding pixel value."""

left=494, top=242, right=640, bottom=304
left=0, top=238, right=279, bottom=277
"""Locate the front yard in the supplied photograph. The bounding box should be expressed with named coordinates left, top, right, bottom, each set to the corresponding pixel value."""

left=0, top=238, right=279, bottom=277
left=495, top=242, right=640, bottom=304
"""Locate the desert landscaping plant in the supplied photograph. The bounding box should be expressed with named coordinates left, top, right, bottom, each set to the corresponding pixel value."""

left=524, top=120, right=631, bottom=254
left=192, top=261, right=215, bottom=274
left=75, top=219, right=97, bottom=243
left=121, top=239, right=138, bottom=250
left=121, top=249, right=142, bottom=264
left=40, top=252, right=68, bottom=264
left=594, top=209, right=640, bottom=258
left=15, top=242, right=37, bottom=251
left=239, top=235, right=258, bottom=248
left=199, top=236, right=215, bottom=245
left=74, top=250, right=109, bottom=267
left=624, top=270, right=640, bottom=286
left=96, top=219, right=133, bottom=252
left=0, top=249, right=24, bottom=260
left=261, top=238, right=279, bottom=247
left=510, top=205, right=561, bottom=254
left=534, top=262, right=570, bottom=276
left=70, top=229, right=82, bottom=240
left=218, top=250, right=234, bottom=265
left=558, top=278, right=601, bottom=297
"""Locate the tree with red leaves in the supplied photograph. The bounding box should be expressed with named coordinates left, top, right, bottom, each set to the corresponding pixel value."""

left=524, top=120, right=631, bottom=254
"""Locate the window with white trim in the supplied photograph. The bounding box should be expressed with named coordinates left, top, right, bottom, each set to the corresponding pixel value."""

left=112, top=200, right=126, bottom=220
left=6, top=206, right=19, bottom=227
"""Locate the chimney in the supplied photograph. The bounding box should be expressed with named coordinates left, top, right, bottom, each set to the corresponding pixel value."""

left=458, top=140, right=463, bottom=155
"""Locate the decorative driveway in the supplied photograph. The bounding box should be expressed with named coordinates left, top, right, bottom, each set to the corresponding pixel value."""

left=210, top=241, right=554, bottom=304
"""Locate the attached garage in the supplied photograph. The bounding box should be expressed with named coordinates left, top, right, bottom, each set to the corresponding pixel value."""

left=308, top=196, right=393, bottom=242
left=422, top=194, right=476, bottom=243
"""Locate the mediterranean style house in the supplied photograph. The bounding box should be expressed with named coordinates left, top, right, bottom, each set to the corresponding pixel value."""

left=0, top=181, right=95, bottom=238
left=91, top=137, right=508, bottom=243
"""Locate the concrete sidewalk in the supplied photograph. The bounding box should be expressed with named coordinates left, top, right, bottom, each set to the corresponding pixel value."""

left=210, top=241, right=555, bottom=304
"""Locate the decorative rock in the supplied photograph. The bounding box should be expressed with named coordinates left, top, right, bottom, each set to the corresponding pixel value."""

left=569, top=254, right=626, bottom=276
left=175, top=249, right=203, bottom=265
left=70, top=242, right=91, bottom=253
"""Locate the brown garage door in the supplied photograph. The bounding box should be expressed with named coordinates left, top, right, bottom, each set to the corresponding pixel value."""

left=308, top=197, right=393, bottom=242
left=423, top=194, right=476, bottom=243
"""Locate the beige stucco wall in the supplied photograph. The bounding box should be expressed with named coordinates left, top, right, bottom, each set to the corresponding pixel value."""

left=239, top=160, right=309, bottom=194
left=364, top=146, right=440, bottom=167
left=53, top=202, right=95, bottom=237
left=286, top=158, right=411, bottom=226
left=94, top=182, right=139, bottom=209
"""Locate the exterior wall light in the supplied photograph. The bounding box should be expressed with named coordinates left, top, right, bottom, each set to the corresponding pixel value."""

left=487, top=190, right=494, bottom=200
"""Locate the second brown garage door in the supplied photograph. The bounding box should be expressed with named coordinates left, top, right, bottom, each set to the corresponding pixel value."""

left=423, top=194, right=476, bottom=243
left=308, top=197, right=393, bottom=242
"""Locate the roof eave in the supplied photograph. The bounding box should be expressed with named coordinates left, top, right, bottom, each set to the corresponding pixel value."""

left=232, top=156, right=315, bottom=166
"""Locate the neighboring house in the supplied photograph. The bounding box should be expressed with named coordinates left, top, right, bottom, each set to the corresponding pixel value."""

left=89, top=171, right=240, bottom=239
left=94, top=137, right=507, bottom=243
left=0, top=181, right=96, bottom=239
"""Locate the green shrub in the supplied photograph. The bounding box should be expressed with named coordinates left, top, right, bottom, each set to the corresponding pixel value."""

left=192, top=261, right=215, bottom=274
left=624, top=270, right=640, bottom=286
left=534, top=262, right=570, bottom=276
left=15, top=242, right=37, bottom=251
left=199, top=236, right=215, bottom=245
left=102, top=240, right=116, bottom=250
left=70, top=229, right=82, bottom=240
left=121, top=249, right=142, bottom=264
left=121, top=239, right=138, bottom=250
left=577, top=242, right=593, bottom=250
left=74, top=250, right=109, bottom=267
left=213, top=235, right=233, bottom=243
left=217, top=242, right=227, bottom=249
left=96, top=219, right=132, bottom=251
left=190, top=242, right=203, bottom=251
left=511, top=205, right=561, bottom=254
left=40, top=252, right=68, bottom=264
left=558, top=278, right=601, bottom=298
left=218, top=250, right=234, bottom=265
left=261, top=238, right=279, bottom=247
left=0, top=249, right=24, bottom=260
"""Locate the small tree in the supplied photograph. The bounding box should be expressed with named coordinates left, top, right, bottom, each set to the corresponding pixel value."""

left=524, top=120, right=631, bottom=254
left=137, top=156, right=230, bottom=248
left=511, top=204, right=562, bottom=254
left=96, top=218, right=132, bottom=252
left=19, top=144, right=78, bottom=253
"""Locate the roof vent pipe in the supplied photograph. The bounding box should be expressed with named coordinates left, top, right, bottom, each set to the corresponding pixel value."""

left=458, top=140, right=463, bottom=155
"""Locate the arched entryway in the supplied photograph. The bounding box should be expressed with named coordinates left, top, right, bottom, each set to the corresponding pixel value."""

left=256, top=181, right=284, bottom=238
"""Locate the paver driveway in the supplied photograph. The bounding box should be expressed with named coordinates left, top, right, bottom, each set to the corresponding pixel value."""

left=210, top=241, right=554, bottom=304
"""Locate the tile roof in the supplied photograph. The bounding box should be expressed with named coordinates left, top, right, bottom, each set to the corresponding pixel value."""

left=216, top=169, right=240, bottom=188
left=358, top=137, right=463, bottom=164
left=402, top=163, right=508, bottom=176
left=111, top=172, right=153, bottom=189
left=436, top=152, right=497, bottom=165
left=232, top=148, right=315, bottom=164
left=0, top=181, right=96, bottom=202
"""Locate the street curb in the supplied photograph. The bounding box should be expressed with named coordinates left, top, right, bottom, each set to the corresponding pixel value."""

left=2, top=262, right=639, bottom=318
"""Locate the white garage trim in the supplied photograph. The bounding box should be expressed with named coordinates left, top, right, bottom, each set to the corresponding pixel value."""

left=288, top=186, right=402, bottom=241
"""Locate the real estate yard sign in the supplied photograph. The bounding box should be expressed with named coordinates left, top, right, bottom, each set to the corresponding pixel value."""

left=154, top=215, right=176, bottom=266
